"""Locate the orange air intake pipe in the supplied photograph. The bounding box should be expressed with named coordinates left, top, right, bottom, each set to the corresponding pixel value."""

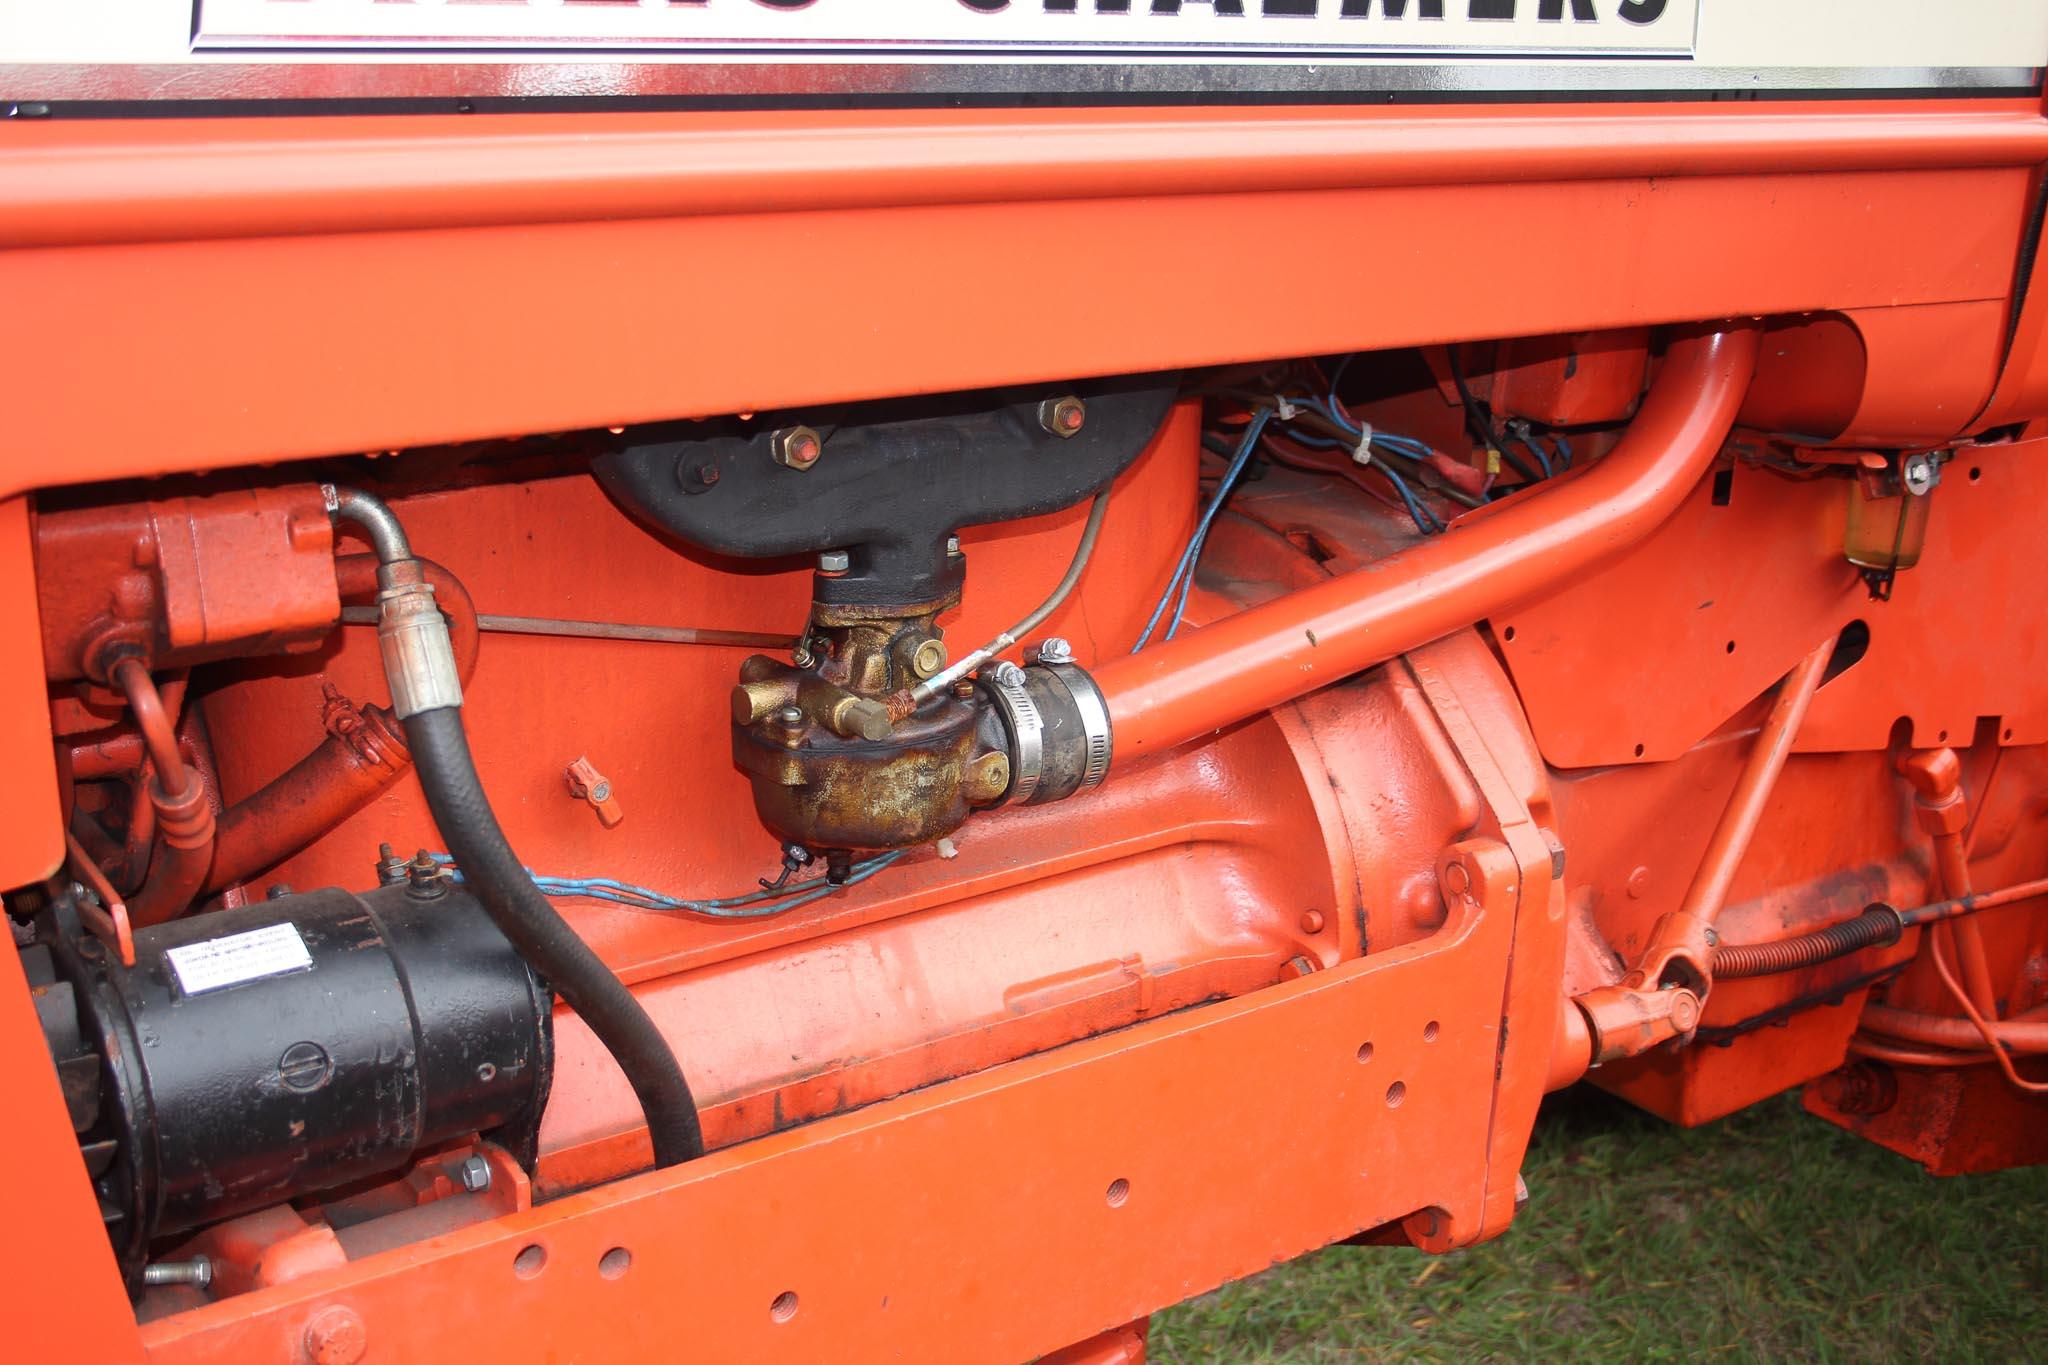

left=1091, top=323, right=1762, bottom=759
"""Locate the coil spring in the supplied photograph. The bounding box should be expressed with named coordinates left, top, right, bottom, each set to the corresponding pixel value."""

left=1712, top=904, right=1905, bottom=980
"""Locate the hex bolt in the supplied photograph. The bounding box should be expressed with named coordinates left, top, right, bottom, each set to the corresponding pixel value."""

left=910, top=638, right=949, bottom=679
left=771, top=425, right=824, bottom=470
left=990, top=661, right=1027, bottom=689
left=945, top=535, right=963, bottom=557
left=818, top=550, right=851, bottom=574
left=678, top=457, right=721, bottom=493
left=1038, top=396, right=1087, bottom=438
left=375, top=843, right=406, bottom=887
left=1901, top=451, right=1940, bottom=495
left=1036, top=636, right=1075, bottom=666
left=142, top=1257, right=213, bottom=1290
left=459, top=1154, right=492, bottom=1194
left=775, top=705, right=805, bottom=726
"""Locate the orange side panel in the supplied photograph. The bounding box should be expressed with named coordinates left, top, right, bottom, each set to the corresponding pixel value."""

left=0, top=104, right=2036, bottom=489
left=0, top=497, right=61, bottom=887
left=0, top=935, right=142, bottom=1363
left=1499, top=439, right=2048, bottom=768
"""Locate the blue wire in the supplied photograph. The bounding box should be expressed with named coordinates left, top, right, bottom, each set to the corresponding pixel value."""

left=1553, top=433, right=1574, bottom=469
left=427, top=849, right=908, bottom=919
left=1133, top=407, right=1271, bottom=651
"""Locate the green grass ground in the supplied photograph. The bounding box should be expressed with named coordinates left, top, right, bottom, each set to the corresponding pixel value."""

left=1150, top=1088, right=2047, bottom=1362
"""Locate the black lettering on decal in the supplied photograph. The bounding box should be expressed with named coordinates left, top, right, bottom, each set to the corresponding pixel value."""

left=1150, top=0, right=1249, bottom=12
left=1262, top=0, right=1319, bottom=15
left=1340, top=0, right=1444, bottom=15
left=1467, top=0, right=1514, bottom=17
left=1537, top=0, right=1596, bottom=17
left=1616, top=0, right=1665, bottom=21
left=955, top=0, right=1007, bottom=11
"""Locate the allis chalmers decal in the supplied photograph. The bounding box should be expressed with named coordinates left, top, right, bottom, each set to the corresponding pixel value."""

left=195, top=0, right=1700, bottom=59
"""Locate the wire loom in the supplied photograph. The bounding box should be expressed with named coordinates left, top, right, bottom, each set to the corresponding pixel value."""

left=428, top=849, right=907, bottom=918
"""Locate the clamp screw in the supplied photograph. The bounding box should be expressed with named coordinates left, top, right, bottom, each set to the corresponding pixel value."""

left=990, top=661, right=1027, bottom=689
left=771, top=425, right=824, bottom=471
left=1039, top=396, right=1087, bottom=438
left=1036, top=636, right=1075, bottom=666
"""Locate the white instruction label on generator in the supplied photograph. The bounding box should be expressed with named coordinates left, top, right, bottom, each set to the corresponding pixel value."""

left=166, top=922, right=313, bottom=996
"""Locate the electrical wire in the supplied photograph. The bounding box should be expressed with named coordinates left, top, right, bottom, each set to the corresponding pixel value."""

left=1135, top=406, right=1272, bottom=649
left=429, top=848, right=907, bottom=919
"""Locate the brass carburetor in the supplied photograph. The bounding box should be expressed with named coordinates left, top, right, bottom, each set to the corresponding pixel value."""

left=729, top=596, right=1009, bottom=856
left=593, top=378, right=1173, bottom=864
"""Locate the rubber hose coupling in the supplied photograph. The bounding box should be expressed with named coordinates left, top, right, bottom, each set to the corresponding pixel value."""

left=982, top=656, right=1112, bottom=807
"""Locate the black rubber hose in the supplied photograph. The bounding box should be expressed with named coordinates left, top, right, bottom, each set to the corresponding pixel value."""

left=1712, top=904, right=1905, bottom=980
left=403, top=706, right=705, bottom=1167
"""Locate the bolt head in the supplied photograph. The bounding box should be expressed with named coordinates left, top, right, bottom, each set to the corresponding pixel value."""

left=1901, top=452, right=1940, bottom=495
left=911, top=638, right=948, bottom=679
left=1036, top=636, right=1075, bottom=666
left=990, top=661, right=1027, bottom=689
left=945, top=535, right=963, bottom=557
left=304, top=1306, right=368, bottom=1365
left=817, top=550, right=851, bottom=574
left=1669, top=989, right=1702, bottom=1033
left=1039, top=396, right=1087, bottom=439
left=771, top=425, right=824, bottom=470
left=774, top=705, right=805, bottom=726
left=459, top=1154, right=492, bottom=1194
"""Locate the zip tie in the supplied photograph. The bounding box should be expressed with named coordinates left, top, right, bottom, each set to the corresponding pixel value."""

left=1351, top=421, right=1374, bottom=465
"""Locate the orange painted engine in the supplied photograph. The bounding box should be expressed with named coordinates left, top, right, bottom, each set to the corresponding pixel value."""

left=4, top=53, right=2048, bottom=1365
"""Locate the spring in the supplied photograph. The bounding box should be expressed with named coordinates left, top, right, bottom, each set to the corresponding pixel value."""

left=1713, top=904, right=1905, bottom=980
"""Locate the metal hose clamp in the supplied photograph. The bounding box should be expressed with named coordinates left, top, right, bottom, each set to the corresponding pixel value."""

left=985, top=661, right=1044, bottom=806
left=1038, top=661, right=1112, bottom=793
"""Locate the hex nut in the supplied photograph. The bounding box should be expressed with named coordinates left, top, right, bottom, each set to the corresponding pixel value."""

left=817, top=550, right=851, bottom=574
left=771, top=425, right=824, bottom=470
left=1039, top=396, right=1086, bottom=438
left=459, top=1154, right=492, bottom=1193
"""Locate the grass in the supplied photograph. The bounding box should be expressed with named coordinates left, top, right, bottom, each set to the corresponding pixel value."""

left=1150, top=1087, right=2048, bottom=1362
